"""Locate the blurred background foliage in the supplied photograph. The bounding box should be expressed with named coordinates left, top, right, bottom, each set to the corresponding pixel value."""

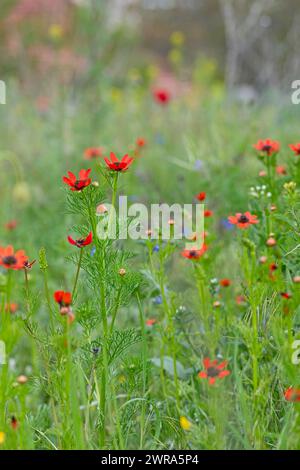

left=1, top=0, right=300, bottom=96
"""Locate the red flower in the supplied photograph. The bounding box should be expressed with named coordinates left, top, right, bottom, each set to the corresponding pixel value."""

left=5, top=220, right=17, bottom=231
left=220, top=278, right=231, bottom=287
left=136, top=137, right=146, bottom=148
left=67, top=231, right=93, bottom=248
left=104, top=152, right=134, bottom=172
left=195, top=192, right=206, bottom=201
left=236, top=295, right=246, bottom=305
left=10, top=416, right=19, bottom=430
left=289, top=143, right=300, bottom=156
left=24, top=259, right=36, bottom=270
left=63, top=169, right=92, bottom=191
left=228, top=212, right=259, bottom=229
left=253, top=139, right=280, bottom=156
left=5, top=303, right=18, bottom=314
left=181, top=244, right=208, bottom=260
left=0, top=245, right=28, bottom=270
left=269, top=263, right=278, bottom=272
left=285, top=387, right=300, bottom=402
left=204, top=210, right=213, bottom=217
left=198, top=358, right=230, bottom=385
left=84, top=147, right=103, bottom=160
left=146, top=318, right=156, bottom=326
left=276, top=165, right=287, bottom=175
left=280, top=292, right=292, bottom=300
left=153, top=88, right=171, bottom=105
left=54, top=291, right=72, bottom=307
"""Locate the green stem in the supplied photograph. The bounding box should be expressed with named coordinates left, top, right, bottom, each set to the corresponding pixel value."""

left=136, top=291, right=147, bottom=448
left=109, top=287, right=122, bottom=335
left=72, top=248, right=84, bottom=297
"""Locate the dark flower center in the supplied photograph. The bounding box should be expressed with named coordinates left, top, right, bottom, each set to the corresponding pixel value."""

left=207, top=366, right=220, bottom=378
left=189, top=250, right=198, bottom=257
left=2, top=255, right=17, bottom=266
left=262, top=144, right=272, bottom=152
left=237, top=214, right=249, bottom=224
left=76, top=238, right=85, bottom=246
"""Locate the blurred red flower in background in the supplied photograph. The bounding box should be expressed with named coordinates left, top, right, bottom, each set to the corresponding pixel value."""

left=285, top=387, right=300, bottom=402
left=253, top=139, right=280, bottom=156
left=4, top=220, right=17, bottom=231
left=153, top=88, right=171, bottom=105
left=220, top=278, right=231, bottom=287
left=181, top=244, right=208, bottom=260
left=198, top=358, right=230, bottom=385
left=84, top=147, right=103, bottom=160
left=195, top=192, right=206, bottom=201
left=289, top=143, right=300, bottom=155
left=228, top=212, right=258, bottom=229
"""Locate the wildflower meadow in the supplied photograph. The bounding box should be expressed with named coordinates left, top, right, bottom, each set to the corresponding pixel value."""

left=1, top=0, right=300, bottom=455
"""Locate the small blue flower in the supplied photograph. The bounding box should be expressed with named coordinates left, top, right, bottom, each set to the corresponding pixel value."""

left=153, top=295, right=162, bottom=305
left=90, top=246, right=96, bottom=257
left=152, top=244, right=160, bottom=253
left=155, top=133, right=165, bottom=145
left=194, top=159, right=203, bottom=171
left=221, top=219, right=234, bottom=230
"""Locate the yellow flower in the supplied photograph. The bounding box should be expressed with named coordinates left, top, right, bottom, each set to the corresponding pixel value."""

left=170, top=31, right=185, bottom=47
left=111, top=87, right=123, bottom=103
left=168, top=49, right=182, bottom=66
left=0, top=432, right=5, bottom=445
left=180, top=416, right=192, bottom=431
left=49, top=24, right=64, bottom=40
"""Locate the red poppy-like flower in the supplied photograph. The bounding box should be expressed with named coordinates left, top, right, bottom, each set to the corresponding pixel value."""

left=136, top=137, right=146, bottom=148
left=198, top=358, right=230, bottom=385
left=5, top=220, right=17, bottom=231
left=236, top=295, right=246, bottom=305
left=181, top=244, right=208, bottom=260
left=11, top=416, right=19, bottom=430
left=84, top=147, right=103, bottom=160
left=228, top=212, right=259, bottom=229
left=24, top=259, right=36, bottom=270
left=195, top=192, right=206, bottom=201
left=5, top=303, right=18, bottom=314
left=285, top=387, right=300, bottom=402
left=104, top=152, right=134, bottom=172
left=146, top=318, right=156, bottom=326
left=0, top=246, right=28, bottom=270
left=276, top=165, right=287, bottom=175
left=67, top=231, right=93, bottom=248
left=204, top=210, right=213, bottom=217
left=63, top=169, right=92, bottom=191
left=289, top=143, right=300, bottom=156
left=253, top=139, right=280, bottom=156
left=280, top=292, right=292, bottom=300
left=220, top=278, right=231, bottom=287
left=153, top=88, right=171, bottom=105
left=54, top=291, right=72, bottom=307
